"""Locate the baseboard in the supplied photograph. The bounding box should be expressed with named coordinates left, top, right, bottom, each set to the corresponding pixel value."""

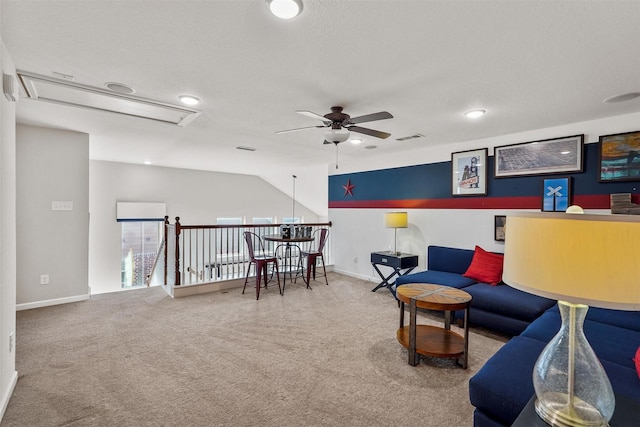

left=0, top=370, right=17, bottom=421
left=16, top=293, right=91, bottom=311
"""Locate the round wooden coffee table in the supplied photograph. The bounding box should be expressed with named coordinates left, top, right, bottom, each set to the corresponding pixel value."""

left=396, top=283, right=472, bottom=368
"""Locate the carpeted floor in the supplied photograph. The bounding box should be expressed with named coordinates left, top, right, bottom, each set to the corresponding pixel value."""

left=2, top=273, right=507, bottom=426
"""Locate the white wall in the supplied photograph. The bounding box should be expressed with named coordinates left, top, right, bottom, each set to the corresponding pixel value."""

left=0, top=38, right=18, bottom=419
left=89, top=160, right=320, bottom=295
left=329, top=113, right=640, bottom=284
left=16, top=125, right=90, bottom=308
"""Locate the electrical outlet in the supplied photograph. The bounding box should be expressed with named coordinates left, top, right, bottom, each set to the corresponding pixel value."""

left=40, top=274, right=50, bottom=285
left=353, top=256, right=358, bottom=263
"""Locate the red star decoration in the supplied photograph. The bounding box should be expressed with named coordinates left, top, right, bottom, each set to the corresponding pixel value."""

left=342, top=179, right=355, bottom=196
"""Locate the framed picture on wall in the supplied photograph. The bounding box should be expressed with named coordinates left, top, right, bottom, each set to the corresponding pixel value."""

left=598, top=130, right=640, bottom=182
left=451, top=148, right=488, bottom=196
left=494, top=134, right=584, bottom=178
left=542, top=177, right=571, bottom=212
left=494, top=215, right=506, bottom=241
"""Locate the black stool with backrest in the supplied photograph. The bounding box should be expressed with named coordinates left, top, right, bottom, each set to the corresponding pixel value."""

left=301, top=228, right=329, bottom=286
left=242, top=231, right=281, bottom=300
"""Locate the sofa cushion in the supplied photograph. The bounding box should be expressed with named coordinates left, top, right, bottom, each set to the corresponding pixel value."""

left=427, top=245, right=475, bottom=274
left=395, top=269, right=476, bottom=290
left=469, top=336, right=544, bottom=426
left=545, top=305, right=640, bottom=332
left=463, top=246, right=504, bottom=285
left=521, top=310, right=640, bottom=370
left=461, top=282, right=556, bottom=323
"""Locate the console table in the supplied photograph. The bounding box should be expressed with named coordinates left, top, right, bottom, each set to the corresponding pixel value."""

left=370, top=251, right=418, bottom=293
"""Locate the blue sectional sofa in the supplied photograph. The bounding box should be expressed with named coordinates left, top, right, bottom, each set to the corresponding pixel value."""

left=393, top=245, right=640, bottom=426
left=394, top=245, right=556, bottom=336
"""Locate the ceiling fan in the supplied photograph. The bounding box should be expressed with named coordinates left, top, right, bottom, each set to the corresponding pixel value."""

left=275, top=106, right=393, bottom=144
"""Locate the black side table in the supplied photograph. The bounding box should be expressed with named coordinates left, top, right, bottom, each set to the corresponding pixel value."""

left=370, top=251, right=419, bottom=293
left=512, top=393, right=639, bottom=427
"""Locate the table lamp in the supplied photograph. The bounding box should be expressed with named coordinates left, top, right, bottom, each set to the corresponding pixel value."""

left=503, top=211, right=640, bottom=427
left=384, top=212, right=408, bottom=255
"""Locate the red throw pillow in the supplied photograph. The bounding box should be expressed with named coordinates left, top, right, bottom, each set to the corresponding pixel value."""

left=634, top=347, right=640, bottom=379
left=463, top=246, right=504, bottom=285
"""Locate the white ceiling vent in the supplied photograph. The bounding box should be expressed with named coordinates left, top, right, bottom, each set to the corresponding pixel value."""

left=396, top=133, right=424, bottom=141
left=17, top=70, right=200, bottom=127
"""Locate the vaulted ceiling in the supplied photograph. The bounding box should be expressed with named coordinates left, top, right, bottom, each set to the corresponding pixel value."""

left=2, top=1, right=640, bottom=177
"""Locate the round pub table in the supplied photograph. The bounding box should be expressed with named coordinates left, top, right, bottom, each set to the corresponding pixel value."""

left=396, top=283, right=472, bottom=368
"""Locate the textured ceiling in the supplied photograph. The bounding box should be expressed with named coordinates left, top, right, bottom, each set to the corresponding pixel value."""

left=2, top=0, right=640, bottom=176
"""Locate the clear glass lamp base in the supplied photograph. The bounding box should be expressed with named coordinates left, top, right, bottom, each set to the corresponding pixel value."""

left=535, top=393, right=609, bottom=427
left=532, top=301, right=614, bottom=427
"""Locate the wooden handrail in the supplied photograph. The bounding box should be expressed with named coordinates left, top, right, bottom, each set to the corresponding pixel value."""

left=164, top=219, right=332, bottom=287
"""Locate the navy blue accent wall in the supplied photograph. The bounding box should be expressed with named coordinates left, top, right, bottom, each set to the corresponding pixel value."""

left=329, top=144, right=640, bottom=203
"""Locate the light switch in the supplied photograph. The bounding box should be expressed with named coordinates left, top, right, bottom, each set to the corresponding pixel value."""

left=51, top=201, right=73, bottom=211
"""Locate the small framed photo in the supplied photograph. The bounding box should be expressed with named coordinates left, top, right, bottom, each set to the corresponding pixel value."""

left=542, top=177, right=571, bottom=212
left=494, top=215, right=506, bottom=241
left=451, top=148, right=488, bottom=196
left=494, top=134, right=584, bottom=178
left=598, top=130, right=640, bottom=182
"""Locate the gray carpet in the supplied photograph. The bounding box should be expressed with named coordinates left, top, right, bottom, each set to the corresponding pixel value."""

left=2, top=273, right=507, bottom=426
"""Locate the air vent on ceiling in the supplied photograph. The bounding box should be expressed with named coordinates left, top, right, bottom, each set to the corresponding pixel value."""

left=17, top=70, right=200, bottom=127
left=236, top=146, right=257, bottom=152
left=395, top=133, right=424, bottom=141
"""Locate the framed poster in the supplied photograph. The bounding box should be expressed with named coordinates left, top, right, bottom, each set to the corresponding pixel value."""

left=598, top=130, right=640, bottom=182
left=542, top=177, right=571, bottom=212
left=451, top=148, right=488, bottom=196
left=494, top=215, right=506, bottom=241
left=494, top=134, right=584, bottom=178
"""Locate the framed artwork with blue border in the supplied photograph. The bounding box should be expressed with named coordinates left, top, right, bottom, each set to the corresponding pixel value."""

left=542, top=177, right=571, bottom=212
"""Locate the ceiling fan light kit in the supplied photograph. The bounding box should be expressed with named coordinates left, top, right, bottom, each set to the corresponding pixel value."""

left=268, top=0, right=302, bottom=19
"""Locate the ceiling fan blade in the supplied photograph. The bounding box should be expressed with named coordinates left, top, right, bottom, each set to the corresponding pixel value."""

left=348, top=111, right=393, bottom=124
left=296, top=110, right=332, bottom=125
left=323, top=140, right=332, bottom=145
left=347, top=126, right=391, bottom=139
left=275, top=125, right=326, bottom=134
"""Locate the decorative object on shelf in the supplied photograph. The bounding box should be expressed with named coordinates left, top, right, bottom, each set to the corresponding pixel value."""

left=503, top=211, right=640, bottom=427
left=598, top=130, right=640, bottom=182
left=451, top=148, right=488, bottom=196
left=610, top=193, right=640, bottom=214
left=542, top=177, right=571, bottom=212
left=494, top=215, right=506, bottom=241
left=384, top=212, right=408, bottom=255
left=494, top=134, right=584, bottom=178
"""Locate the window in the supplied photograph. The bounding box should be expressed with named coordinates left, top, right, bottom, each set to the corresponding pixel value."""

left=121, top=221, right=162, bottom=288
left=282, top=217, right=302, bottom=224
left=216, top=217, right=243, bottom=225
left=252, top=217, right=274, bottom=224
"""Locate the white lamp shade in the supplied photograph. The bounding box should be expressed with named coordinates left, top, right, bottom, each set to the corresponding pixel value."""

left=324, top=129, right=350, bottom=144
left=503, top=212, right=640, bottom=310
left=384, top=212, right=408, bottom=229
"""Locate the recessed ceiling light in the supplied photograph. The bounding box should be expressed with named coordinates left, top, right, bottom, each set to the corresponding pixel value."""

left=465, top=109, right=486, bottom=119
left=603, top=92, right=640, bottom=103
left=560, top=150, right=571, bottom=155
left=143, top=160, right=152, bottom=165
left=350, top=138, right=362, bottom=145
left=178, top=95, right=201, bottom=106
left=105, top=82, right=135, bottom=94
left=268, top=0, right=303, bottom=19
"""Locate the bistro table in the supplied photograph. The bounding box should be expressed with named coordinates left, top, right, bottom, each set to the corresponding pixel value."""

left=263, top=234, right=314, bottom=289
